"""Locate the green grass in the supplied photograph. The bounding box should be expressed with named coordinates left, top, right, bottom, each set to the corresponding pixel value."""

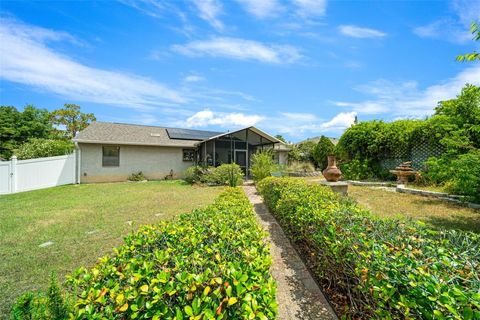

left=0, top=180, right=223, bottom=317
left=348, top=185, right=480, bottom=233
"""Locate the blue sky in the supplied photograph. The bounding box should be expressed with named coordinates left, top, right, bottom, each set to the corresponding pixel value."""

left=1, top=0, right=479, bottom=141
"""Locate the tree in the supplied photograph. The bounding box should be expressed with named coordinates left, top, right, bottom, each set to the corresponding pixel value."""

left=457, top=21, right=479, bottom=62
left=50, top=104, right=96, bottom=138
left=433, top=84, right=480, bottom=152
left=274, top=134, right=287, bottom=143
left=312, top=136, right=335, bottom=170
left=0, top=105, right=53, bottom=159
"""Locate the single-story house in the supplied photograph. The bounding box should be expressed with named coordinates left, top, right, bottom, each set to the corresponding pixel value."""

left=73, top=122, right=290, bottom=183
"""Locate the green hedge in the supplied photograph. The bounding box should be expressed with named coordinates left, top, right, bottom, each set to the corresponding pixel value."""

left=257, top=177, right=480, bottom=319
left=13, top=188, right=277, bottom=319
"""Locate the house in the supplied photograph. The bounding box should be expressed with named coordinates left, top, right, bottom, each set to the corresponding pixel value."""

left=298, top=136, right=339, bottom=145
left=73, top=122, right=289, bottom=183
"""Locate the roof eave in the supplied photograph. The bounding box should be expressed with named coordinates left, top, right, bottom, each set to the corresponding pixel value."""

left=74, top=139, right=196, bottom=148
left=195, top=126, right=282, bottom=145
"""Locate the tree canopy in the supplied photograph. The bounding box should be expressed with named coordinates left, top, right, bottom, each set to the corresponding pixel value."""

left=312, top=136, right=335, bottom=171
left=336, top=84, right=480, bottom=201
left=274, top=134, right=286, bottom=143
left=50, top=104, right=96, bottom=139
left=457, top=21, right=479, bottom=62
left=0, top=103, right=95, bottom=159
left=0, top=105, right=54, bottom=159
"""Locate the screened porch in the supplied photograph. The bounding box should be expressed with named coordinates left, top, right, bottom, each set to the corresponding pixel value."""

left=196, top=127, right=280, bottom=177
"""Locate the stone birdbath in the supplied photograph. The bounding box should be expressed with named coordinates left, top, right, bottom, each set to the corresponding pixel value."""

left=390, top=161, right=416, bottom=185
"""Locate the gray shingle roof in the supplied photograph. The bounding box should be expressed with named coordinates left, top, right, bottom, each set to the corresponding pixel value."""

left=73, top=122, right=223, bottom=147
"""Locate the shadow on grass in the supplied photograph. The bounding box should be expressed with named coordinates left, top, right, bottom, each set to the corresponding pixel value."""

left=407, top=198, right=480, bottom=233
left=424, top=215, right=480, bottom=233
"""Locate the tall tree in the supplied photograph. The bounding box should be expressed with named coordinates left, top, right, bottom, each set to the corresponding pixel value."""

left=50, top=104, right=96, bottom=138
left=312, top=136, right=335, bottom=170
left=457, top=21, right=479, bottom=62
left=0, top=105, right=53, bottom=159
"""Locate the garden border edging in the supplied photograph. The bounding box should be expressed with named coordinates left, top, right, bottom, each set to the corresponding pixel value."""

left=396, top=185, right=480, bottom=209
left=347, top=180, right=480, bottom=209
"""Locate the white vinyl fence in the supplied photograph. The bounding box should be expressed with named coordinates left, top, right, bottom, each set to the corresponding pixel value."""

left=0, top=152, right=77, bottom=195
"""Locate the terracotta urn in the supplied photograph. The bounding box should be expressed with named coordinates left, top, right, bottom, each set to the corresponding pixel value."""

left=322, top=155, right=342, bottom=182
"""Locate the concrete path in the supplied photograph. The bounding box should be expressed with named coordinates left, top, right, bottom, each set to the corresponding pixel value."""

left=243, top=185, right=337, bottom=320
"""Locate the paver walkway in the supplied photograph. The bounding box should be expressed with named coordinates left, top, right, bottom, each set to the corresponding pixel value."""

left=242, top=185, right=338, bottom=320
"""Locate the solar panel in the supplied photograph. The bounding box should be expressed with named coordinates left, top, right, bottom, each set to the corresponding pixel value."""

left=166, top=128, right=223, bottom=141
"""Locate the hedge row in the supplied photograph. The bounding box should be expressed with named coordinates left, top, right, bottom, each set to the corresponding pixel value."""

left=257, top=177, right=480, bottom=319
left=13, top=188, right=277, bottom=319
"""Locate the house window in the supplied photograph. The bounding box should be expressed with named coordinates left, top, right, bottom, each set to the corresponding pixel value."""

left=102, top=146, right=120, bottom=167
left=183, top=149, right=195, bottom=161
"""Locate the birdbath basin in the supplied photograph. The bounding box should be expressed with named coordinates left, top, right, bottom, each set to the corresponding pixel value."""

left=390, top=161, right=416, bottom=185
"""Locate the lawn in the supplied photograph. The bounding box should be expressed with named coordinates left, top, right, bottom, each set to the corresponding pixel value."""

left=0, top=180, right=223, bottom=317
left=348, top=185, right=480, bottom=233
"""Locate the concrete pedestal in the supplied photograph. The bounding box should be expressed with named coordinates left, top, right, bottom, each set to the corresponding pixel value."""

left=320, top=181, right=349, bottom=196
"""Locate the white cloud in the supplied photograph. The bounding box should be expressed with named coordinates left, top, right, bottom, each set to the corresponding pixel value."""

left=182, top=109, right=264, bottom=128
left=178, top=109, right=354, bottom=138
left=413, top=0, right=479, bottom=43
left=183, top=74, right=205, bottom=82
left=333, top=101, right=387, bottom=115
left=451, top=0, right=480, bottom=26
left=235, top=0, right=281, bottom=18
left=292, top=0, right=327, bottom=17
left=172, top=37, right=302, bottom=64
left=334, top=65, right=480, bottom=117
left=192, top=0, right=224, bottom=31
left=0, top=18, right=186, bottom=110
left=320, top=112, right=357, bottom=130
left=258, top=111, right=355, bottom=137
left=413, top=19, right=472, bottom=43
left=338, top=25, right=387, bottom=38
left=118, top=0, right=166, bottom=18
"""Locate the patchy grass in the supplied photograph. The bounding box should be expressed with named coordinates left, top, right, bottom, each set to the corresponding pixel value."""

left=348, top=185, right=480, bottom=233
left=0, top=180, right=223, bottom=317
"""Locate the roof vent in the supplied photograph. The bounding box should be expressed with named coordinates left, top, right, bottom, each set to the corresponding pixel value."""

left=150, top=133, right=162, bottom=137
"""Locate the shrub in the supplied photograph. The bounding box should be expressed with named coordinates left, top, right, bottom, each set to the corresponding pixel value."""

left=423, top=156, right=452, bottom=185
left=250, top=150, right=276, bottom=182
left=257, top=177, right=480, bottom=319
left=11, top=292, right=47, bottom=320
left=286, top=161, right=315, bottom=173
left=127, top=171, right=146, bottom=181
left=184, top=165, right=243, bottom=186
left=15, top=138, right=74, bottom=160
left=13, top=188, right=277, bottom=319
left=11, top=274, right=71, bottom=320
left=338, top=159, right=375, bottom=180
left=208, top=163, right=244, bottom=186
left=446, top=150, right=480, bottom=202
left=184, top=165, right=205, bottom=184
left=312, top=136, right=335, bottom=170
left=424, top=150, right=480, bottom=202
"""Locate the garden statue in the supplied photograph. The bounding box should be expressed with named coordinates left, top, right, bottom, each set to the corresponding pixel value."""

left=322, top=155, right=342, bottom=182
left=390, top=161, right=416, bottom=185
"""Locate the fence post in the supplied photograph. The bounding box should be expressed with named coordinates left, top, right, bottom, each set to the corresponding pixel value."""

left=10, top=155, right=17, bottom=193
left=75, top=145, right=81, bottom=184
